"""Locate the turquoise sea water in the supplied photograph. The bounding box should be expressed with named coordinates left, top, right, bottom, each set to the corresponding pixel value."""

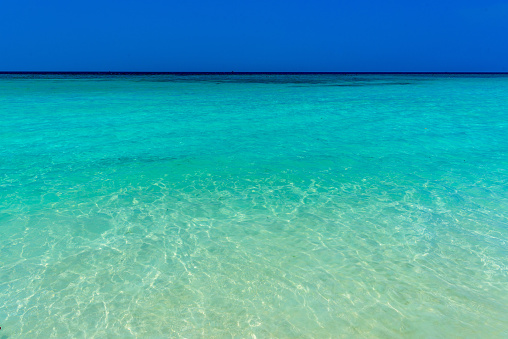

left=1, top=73, right=507, bottom=338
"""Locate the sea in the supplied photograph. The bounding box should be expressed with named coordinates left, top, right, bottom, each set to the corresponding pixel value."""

left=1, top=73, right=507, bottom=338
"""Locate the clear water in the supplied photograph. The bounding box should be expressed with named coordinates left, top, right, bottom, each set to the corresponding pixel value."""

left=1, top=74, right=507, bottom=338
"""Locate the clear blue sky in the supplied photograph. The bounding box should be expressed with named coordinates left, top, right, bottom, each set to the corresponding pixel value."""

left=1, top=0, right=507, bottom=72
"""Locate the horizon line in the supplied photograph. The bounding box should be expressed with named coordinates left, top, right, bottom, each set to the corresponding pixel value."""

left=1, top=71, right=508, bottom=75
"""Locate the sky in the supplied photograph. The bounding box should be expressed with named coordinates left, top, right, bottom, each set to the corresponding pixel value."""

left=1, top=0, right=507, bottom=72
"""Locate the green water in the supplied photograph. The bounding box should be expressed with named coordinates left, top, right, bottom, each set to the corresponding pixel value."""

left=1, top=74, right=507, bottom=337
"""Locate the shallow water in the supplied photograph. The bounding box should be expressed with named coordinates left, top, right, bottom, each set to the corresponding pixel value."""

left=1, top=74, right=507, bottom=338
